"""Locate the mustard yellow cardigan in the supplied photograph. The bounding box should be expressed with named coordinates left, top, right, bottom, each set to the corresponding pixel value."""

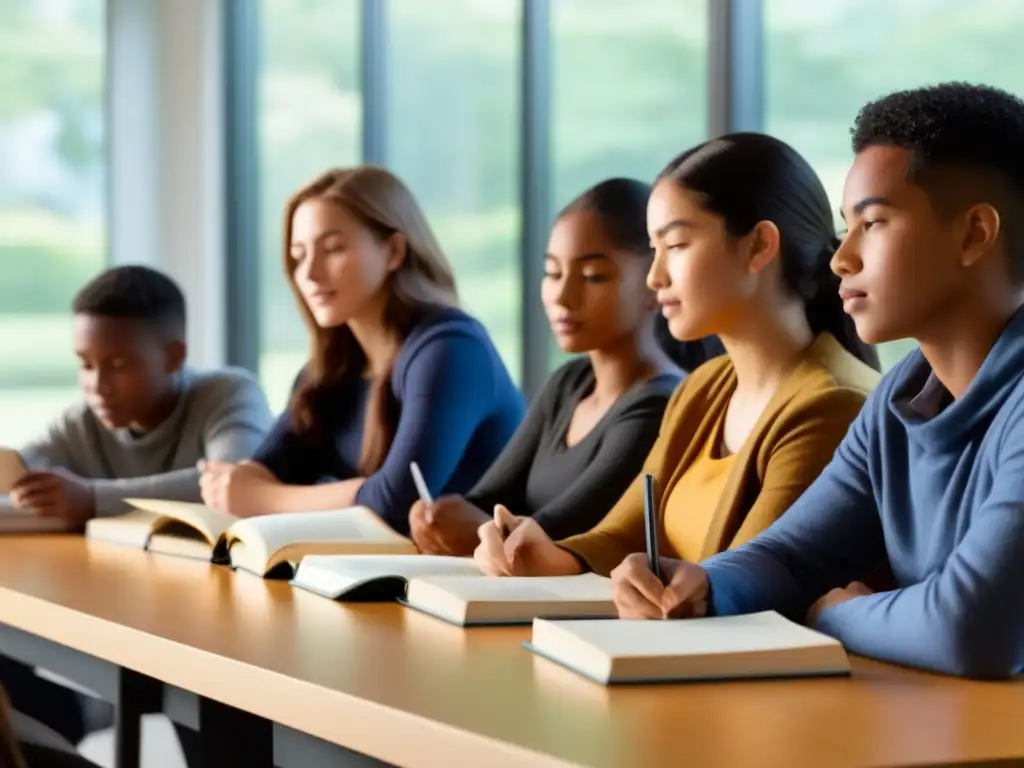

left=560, top=333, right=880, bottom=576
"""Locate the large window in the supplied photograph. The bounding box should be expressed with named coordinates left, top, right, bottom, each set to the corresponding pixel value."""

left=257, top=0, right=361, bottom=411
left=387, top=0, right=522, bottom=380
left=549, top=0, right=707, bottom=368
left=552, top=0, right=707, bottom=207
left=0, top=0, right=105, bottom=446
left=765, top=0, right=1024, bottom=368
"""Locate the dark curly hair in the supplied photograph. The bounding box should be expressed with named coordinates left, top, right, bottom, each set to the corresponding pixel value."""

left=72, top=265, right=186, bottom=337
left=851, top=82, right=1024, bottom=280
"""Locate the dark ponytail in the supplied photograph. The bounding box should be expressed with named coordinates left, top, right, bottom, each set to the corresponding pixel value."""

left=559, top=177, right=724, bottom=373
left=658, top=133, right=880, bottom=371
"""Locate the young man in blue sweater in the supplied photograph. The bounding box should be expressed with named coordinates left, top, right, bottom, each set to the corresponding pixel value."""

left=609, top=82, right=1024, bottom=679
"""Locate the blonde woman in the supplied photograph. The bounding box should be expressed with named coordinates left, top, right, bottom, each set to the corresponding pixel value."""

left=201, top=166, right=524, bottom=531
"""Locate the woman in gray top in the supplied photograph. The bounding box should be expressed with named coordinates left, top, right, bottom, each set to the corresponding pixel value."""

left=410, top=178, right=722, bottom=554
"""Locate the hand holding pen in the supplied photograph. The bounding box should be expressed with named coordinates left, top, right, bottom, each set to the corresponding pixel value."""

left=407, top=462, right=489, bottom=556
left=609, top=474, right=709, bottom=619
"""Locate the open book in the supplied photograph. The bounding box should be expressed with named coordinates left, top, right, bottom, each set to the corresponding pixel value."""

left=85, top=499, right=417, bottom=577
left=527, top=611, right=851, bottom=685
left=292, top=554, right=481, bottom=600
left=292, top=555, right=617, bottom=625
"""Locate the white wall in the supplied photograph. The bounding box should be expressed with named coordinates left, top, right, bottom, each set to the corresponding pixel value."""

left=106, top=0, right=226, bottom=368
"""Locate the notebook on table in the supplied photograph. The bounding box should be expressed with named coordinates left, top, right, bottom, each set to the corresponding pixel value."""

left=402, top=573, right=618, bottom=627
left=526, top=611, right=850, bottom=685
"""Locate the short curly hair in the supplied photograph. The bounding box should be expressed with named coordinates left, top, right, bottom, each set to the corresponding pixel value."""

left=851, top=82, right=1024, bottom=279
left=72, top=265, right=186, bottom=336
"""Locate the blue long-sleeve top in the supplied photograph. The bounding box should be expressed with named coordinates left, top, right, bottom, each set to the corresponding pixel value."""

left=702, top=306, right=1024, bottom=679
left=253, top=307, right=525, bottom=534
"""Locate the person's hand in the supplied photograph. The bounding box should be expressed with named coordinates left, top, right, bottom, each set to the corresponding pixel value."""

left=199, top=460, right=279, bottom=517
left=610, top=553, right=709, bottom=619
left=473, top=505, right=582, bottom=576
left=409, top=495, right=489, bottom=555
left=807, top=580, right=873, bottom=624
left=10, top=468, right=95, bottom=526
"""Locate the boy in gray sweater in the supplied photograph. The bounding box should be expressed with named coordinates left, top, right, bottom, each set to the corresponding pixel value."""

left=9, top=265, right=272, bottom=523
left=3, top=265, right=273, bottom=759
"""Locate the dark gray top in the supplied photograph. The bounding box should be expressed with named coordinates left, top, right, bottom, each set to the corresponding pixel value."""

left=466, top=357, right=680, bottom=540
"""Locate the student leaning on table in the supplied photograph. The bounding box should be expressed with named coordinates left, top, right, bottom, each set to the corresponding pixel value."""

left=200, top=165, right=524, bottom=533
left=572, top=83, right=1024, bottom=680
left=409, top=177, right=726, bottom=556
left=1, top=266, right=272, bottom=761
left=474, top=132, right=881, bottom=578
left=11, top=266, right=273, bottom=522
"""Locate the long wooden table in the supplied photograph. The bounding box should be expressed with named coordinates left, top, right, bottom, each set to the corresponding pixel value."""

left=0, top=536, right=1023, bottom=767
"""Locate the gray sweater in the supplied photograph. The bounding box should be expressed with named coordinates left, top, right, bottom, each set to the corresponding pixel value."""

left=19, top=367, right=273, bottom=517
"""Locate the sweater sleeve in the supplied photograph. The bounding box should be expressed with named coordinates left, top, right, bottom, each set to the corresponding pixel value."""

left=531, top=390, right=669, bottom=540
left=91, top=373, right=275, bottom=517
left=464, top=365, right=571, bottom=516
left=557, top=382, right=688, bottom=576
left=807, top=408, right=1024, bottom=679
left=355, top=331, right=511, bottom=533
left=252, top=370, right=344, bottom=485
left=18, top=408, right=82, bottom=471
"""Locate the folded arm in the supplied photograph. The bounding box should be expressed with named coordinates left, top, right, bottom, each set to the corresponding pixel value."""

left=702, top=395, right=1024, bottom=678
left=810, top=420, right=1024, bottom=678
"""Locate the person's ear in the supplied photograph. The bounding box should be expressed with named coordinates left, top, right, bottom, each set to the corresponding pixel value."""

left=745, top=221, right=782, bottom=274
left=385, top=232, right=408, bottom=273
left=164, top=340, right=186, bottom=375
left=960, top=203, right=1001, bottom=269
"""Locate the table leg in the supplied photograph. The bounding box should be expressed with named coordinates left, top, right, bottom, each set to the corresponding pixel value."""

left=196, top=696, right=273, bottom=768
left=112, top=669, right=160, bottom=768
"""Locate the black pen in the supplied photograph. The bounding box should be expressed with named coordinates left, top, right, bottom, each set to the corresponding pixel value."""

left=642, top=473, right=663, bottom=583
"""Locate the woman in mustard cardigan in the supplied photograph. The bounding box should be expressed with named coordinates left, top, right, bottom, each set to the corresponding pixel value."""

left=474, top=133, right=882, bottom=619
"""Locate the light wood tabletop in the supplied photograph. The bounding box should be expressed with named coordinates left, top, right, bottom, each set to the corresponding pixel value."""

left=0, top=536, right=1021, bottom=768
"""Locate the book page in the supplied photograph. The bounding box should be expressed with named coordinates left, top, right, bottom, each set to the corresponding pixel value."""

left=147, top=528, right=216, bottom=562
left=0, top=450, right=26, bottom=493
left=125, top=499, right=236, bottom=545
left=228, top=507, right=413, bottom=571
left=302, top=554, right=478, bottom=583
left=85, top=509, right=161, bottom=549
left=411, top=573, right=613, bottom=602
left=536, top=611, right=842, bottom=659
left=292, top=554, right=478, bottom=597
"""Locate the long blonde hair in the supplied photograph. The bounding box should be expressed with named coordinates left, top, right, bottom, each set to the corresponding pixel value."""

left=284, top=166, right=459, bottom=474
